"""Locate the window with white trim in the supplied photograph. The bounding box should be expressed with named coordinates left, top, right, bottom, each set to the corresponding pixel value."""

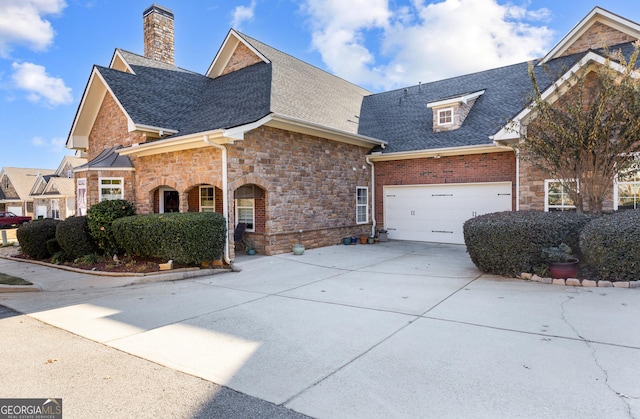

left=236, top=198, right=255, bottom=231
left=51, top=199, right=60, bottom=219
left=437, top=108, right=453, bottom=126
left=356, top=187, right=368, bottom=224
left=615, top=159, right=640, bottom=210
left=200, top=186, right=215, bottom=212
left=545, top=180, right=575, bottom=212
left=99, top=177, right=124, bottom=201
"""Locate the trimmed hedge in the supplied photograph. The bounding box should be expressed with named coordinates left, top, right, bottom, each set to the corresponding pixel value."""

left=87, top=199, right=136, bottom=255
left=56, top=216, right=98, bottom=259
left=112, top=212, right=227, bottom=265
left=463, top=211, right=595, bottom=276
left=16, top=219, right=60, bottom=259
left=580, top=210, right=640, bottom=281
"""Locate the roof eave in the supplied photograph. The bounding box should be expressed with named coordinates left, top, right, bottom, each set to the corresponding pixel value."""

left=267, top=114, right=387, bottom=149
left=367, top=144, right=511, bottom=162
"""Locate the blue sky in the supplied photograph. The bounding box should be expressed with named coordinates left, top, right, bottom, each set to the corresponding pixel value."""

left=1, top=0, right=639, bottom=170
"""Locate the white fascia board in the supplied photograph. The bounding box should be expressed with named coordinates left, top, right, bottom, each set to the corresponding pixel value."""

left=206, top=30, right=270, bottom=78
left=116, top=129, right=226, bottom=157
left=367, top=144, right=508, bottom=162
left=223, top=114, right=273, bottom=140
left=28, top=176, right=46, bottom=196
left=540, top=7, right=640, bottom=65
left=67, top=68, right=106, bottom=150
left=267, top=114, right=387, bottom=148
left=130, top=123, right=179, bottom=136
left=427, top=90, right=486, bottom=108
left=492, top=51, right=631, bottom=142
left=109, top=50, right=135, bottom=74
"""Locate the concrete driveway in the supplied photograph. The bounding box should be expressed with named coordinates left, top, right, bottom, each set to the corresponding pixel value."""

left=1, top=241, right=639, bottom=418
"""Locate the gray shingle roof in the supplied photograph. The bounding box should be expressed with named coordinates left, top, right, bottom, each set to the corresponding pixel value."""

left=75, top=146, right=134, bottom=170
left=235, top=32, right=371, bottom=134
left=98, top=50, right=271, bottom=138
left=358, top=56, right=578, bottom=153
left=359, top=42, right=639, bottom=154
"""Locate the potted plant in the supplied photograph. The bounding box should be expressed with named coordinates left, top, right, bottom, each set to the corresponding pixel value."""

left=542, top=243, right=579, bottom=279
left=244, top=238, right=256, bottom=255
left=292, top=230, right=305, bottom=255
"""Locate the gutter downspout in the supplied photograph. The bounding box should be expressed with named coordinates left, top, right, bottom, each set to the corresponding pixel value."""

left=365, top=156, right=376, bottom=237
left=515, top=148, right=520, bottom=211
left=204, top=136, right=231, bottom=265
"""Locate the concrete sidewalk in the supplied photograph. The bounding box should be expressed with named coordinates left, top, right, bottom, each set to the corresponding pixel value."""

left=1, top=241, right=639, bottom=418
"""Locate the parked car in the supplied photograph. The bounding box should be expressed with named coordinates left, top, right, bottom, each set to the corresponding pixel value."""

left=0, top=212, right=32, bottom=228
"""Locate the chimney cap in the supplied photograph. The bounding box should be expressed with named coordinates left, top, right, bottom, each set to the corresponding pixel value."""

left=143, top=4, right=174, bottom=19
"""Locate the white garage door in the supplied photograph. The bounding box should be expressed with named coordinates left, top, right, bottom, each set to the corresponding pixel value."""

left=383, top=182, right=512, bottom=244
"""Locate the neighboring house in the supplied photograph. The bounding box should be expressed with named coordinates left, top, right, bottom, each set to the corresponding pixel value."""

left=30, top=155, right=87, bottom=219
left=0, top=167, right=55, bottom=217
left=65, top=5, right=640, bottom=258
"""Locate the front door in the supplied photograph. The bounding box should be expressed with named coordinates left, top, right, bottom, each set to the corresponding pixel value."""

left=163, top=190, right=179, bottom=213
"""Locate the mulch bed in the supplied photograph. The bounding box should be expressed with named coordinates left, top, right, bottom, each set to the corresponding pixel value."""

left=11, top=253, right=194, bottom=274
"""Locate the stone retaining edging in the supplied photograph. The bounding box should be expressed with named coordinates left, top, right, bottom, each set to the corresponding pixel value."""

left=520, top=272, right=639, bottom=288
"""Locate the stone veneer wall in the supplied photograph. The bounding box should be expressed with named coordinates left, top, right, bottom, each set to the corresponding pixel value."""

left=226, top=126, right=372, bottom=255
left=88, top=94, right=146, bottom=161
left=518, top=154, right=614, bottom=212
left=135, top=147, right=224, bottom=214
left=374, top=152, right=516, bottom=227
left=562, top=21, right=637, bottom=56
left=431, top=98, right=477, bottom=133
left=143, top=5, right=174, bottom=65
left=221, top=43, right=263, bottom=76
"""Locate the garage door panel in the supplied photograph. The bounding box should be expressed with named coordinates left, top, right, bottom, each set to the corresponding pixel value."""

left=384, top=183, right=511, bottom=244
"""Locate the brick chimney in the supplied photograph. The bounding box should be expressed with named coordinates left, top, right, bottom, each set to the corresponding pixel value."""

left=143, top=4, right=174, bottom=65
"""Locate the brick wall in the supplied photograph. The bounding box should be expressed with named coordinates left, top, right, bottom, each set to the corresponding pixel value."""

left=562, top=21, right=637, bottom=56
left=221, top=43, right=263, bottom=76
left=374, top=151, right=516, bottom=226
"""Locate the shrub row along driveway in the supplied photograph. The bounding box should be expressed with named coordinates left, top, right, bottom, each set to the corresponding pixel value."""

left=1, top=241, right=639, bottom=418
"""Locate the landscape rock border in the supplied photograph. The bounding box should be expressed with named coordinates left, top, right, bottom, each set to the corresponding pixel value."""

left=520, top=272, right=639, bottom=288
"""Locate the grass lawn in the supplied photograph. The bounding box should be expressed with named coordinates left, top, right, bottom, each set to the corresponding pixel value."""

left=0, top=273, right=32, bottom=285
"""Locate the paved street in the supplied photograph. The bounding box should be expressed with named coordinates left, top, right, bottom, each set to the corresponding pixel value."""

left=1, top=241, right=639, bottom=418
left=0, top=305, right=308, bottom=418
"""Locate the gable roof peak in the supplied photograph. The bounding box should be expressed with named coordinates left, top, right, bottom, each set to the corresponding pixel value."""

left=540, top=6, right=640, bottom=64
left=206, top=29, right=270, bottom=78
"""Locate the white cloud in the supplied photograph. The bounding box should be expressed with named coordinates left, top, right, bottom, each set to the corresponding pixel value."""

left=12, top=61, right=72, bottom=106
left=0, top=0, right=67, bottom=57
left=231, top=0, right=257, bottom=29
left=302, top=0, right=554, bottom=90
left=31, top=136, right=66, bottom=153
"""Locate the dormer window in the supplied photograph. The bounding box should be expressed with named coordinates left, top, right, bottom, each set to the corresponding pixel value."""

left=438, top=108, right=454, bottom=126
left=427, top=90, right=485, bottom=133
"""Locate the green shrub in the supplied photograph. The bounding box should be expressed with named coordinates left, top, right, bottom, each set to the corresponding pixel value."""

left=46, top=238, right=62, bottom=256
left=16, top=219, right=60, bottom=259
left=463, top=211, right=595, bottom=276
left=56, top=216, right=98, bottom=259
left=580, top=210, right=640, bottom=281
left=87, top=199, right=136, bottom=255
left=112, top=212, right=226, bottom=265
